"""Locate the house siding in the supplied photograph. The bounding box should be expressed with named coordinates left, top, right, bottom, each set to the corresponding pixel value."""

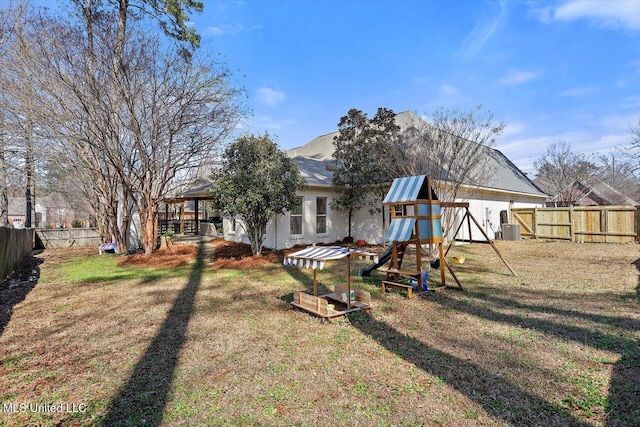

left=222, top=186, right=546, bottom=250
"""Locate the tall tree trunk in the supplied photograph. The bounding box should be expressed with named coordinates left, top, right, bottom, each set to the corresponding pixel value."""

left=24, top=115, right=35, bottom=228
left=0, top=113, right=7, bottom=226
left=141, top=201, right=158, bottom=255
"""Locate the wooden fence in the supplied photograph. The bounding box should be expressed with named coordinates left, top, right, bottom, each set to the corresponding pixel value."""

left=0, top=227, right=34, bottom=281
left=511, top=206, right=640, bottom=243
left=35, top=228, right=102, bottom=248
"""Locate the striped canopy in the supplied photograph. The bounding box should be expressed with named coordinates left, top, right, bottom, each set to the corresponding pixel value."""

left=283, top=246, right=379, bottom=270
left=383, top=175, right=427, bottom=204
left=385, top=218, right=415, bottom=243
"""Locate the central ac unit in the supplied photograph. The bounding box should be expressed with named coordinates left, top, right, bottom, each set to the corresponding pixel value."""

left=502, top=224, right=521, bottom=241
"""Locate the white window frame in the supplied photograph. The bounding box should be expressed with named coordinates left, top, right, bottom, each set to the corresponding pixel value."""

left=316, top=197, right=328, bottom=235
left=228, top=216, right=239, bottom=235
left=290, top=196, right=304, bottom=237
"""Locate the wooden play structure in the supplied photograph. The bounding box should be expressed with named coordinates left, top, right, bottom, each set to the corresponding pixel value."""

left=381, top=175, right=462, bottom=297
left=378, top=175, right=516, bottom=298
left=284, top=246, right=378, bottom=318
left=442, top=202, right=517, bottom=276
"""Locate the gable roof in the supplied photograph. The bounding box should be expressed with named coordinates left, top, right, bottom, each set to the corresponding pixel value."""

left=553, top=179, right=639, bottom=206
left=287, top=111, right=546, bottom=197
left=383, top=175, right=435, bottom=203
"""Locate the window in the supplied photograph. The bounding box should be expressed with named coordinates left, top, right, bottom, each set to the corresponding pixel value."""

left=290, top=196, right=303, bottom=235
left=316, top=197, right=327, bottom=234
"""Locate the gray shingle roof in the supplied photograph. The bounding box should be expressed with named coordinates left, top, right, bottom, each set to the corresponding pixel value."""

left=287, top=111, right=546, bottom=196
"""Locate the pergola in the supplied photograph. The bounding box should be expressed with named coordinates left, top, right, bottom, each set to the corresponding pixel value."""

left=162, top=177, right=215, bottom=235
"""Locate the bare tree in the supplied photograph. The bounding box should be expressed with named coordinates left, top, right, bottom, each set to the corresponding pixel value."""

left=597, top=149, right=640, bottom=204
left=534, top=142, right=598, bottom=206
left=629, top=118, right=640, bottom=174
left=0, top=1, right=243, bottom=253
left=114, top=31, right=244, bottom=254
left=394, top=106, right=505, bottom=236
left=0, top=1, right=32, bottom=226
left=21, top=11, right=242, bottom=253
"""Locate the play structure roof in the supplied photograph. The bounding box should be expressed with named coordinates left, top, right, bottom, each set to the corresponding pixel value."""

left=383, top=175, right=436, bottom=204
left=283, top=246, right=378, bottom=270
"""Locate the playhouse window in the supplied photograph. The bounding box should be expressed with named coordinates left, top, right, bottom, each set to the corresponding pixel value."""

left=316, top=197, right=327, bottom=234
left=394, top=205, right=407, bottom=217
left=290, top=196, right=303, bottom=235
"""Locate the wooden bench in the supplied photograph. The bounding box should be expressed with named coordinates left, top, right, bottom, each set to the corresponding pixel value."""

left=381, top=280, right=416, bottom=299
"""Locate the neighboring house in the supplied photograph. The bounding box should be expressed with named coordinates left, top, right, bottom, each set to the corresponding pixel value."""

left=548, top=180, right=639, bottom=207
left=39, top=192, right=75, bottom=228
left=8, top=197, right=44, bottom=228
left=7, top=193, right=96, bottom=229
left=223, top=111, right=548, bottom=249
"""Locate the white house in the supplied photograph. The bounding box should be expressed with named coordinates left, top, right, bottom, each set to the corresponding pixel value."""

left=223, top=111, right=548, bottom=249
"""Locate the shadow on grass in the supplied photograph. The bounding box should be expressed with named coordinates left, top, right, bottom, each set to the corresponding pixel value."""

left=282, top=265, right=333, bottom=296
left=605, top=259, right=640, bottom=426
left=463, top=289, right=640, bottom=332
left=100, top=242, right=206, bottom=426
left=427, top=288, right=639, bottom=426
left=0, top=253, right=43, bottom=338
left=351, top=313, right=590, bottom=426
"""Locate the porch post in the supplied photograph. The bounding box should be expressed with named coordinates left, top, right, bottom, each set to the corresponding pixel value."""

left=195, top=199, right=199, bottom=235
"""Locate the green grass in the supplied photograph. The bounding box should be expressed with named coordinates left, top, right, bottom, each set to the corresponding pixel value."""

left=39, top=254, right=189, bottom=285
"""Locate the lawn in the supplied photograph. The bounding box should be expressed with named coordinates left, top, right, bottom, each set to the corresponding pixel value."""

left=0, top=239, right=638, bottom=426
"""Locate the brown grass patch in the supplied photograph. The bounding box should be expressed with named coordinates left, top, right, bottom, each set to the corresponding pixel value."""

left=209, top=240, right=292, bottom=269
left=117, top=243, right=198, bottom=268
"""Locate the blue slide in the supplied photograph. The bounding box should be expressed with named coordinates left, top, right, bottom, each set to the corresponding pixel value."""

left=358, top=245, right=393, bottom=277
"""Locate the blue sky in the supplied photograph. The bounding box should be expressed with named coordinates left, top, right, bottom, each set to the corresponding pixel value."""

left=198, top=1, right=637, bottom=175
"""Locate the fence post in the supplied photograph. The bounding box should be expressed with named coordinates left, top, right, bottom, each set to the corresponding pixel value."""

left=601, top=208, right=608, bottom=243
left=636, top=205, right=640, bottom=243
left=533, top=207, right=538, bottom=239
left=569, top=205, right=575, bottom=242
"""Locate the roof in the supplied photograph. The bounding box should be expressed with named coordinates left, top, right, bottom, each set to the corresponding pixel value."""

left=587, top=181, right=638, bottom=205
left=287, top=111, right=546, bottom=196
left=553, top=180, right=639, bottom=206
left=383, top=175, right=436, bottom=203
left=167, top=177, right=216, bottom=202
left=283, top=246, right=379, bottom=270
left=8, top=198, right=25, bottom=215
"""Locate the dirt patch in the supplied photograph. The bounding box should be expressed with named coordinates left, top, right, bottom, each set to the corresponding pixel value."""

left=118, top=244, right=198, bottom=269
left=210, top=240, right=285, bottom=269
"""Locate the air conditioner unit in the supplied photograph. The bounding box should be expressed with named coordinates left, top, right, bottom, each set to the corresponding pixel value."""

left=502, top=224, right=521, bottom=241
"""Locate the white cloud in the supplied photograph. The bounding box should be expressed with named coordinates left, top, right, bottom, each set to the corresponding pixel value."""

left=204, top=23, right=261, bottom=36
left=242, top=115, right=296, bottom=132
left=551, top=0, right=640, bottom=31
left=456, top=0, right=508, bottom=60
left=558, top=86, right=598, bottom=97
left=204, top=24, right=246, bottom=36
left=256, top=88, right=286, bottom=107
left=500, top=70, right=540, bottom=86
left=499, top=121, right=526, bottom=139
left=439, top=84, right=459, bottom=96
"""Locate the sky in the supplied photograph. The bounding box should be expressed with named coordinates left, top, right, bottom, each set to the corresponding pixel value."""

left=186, top=0, right=640, bottom=176
left=32, top=0, right=639, bottom=176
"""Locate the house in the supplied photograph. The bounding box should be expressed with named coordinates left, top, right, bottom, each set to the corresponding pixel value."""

left=222, top=111, right=548, bottom=249
left=548, top=179, right=639, bottom=207
left=8, top=197, right=45, bottom=228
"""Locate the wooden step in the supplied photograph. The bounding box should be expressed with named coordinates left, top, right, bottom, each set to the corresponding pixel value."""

left=386, top=268, right=422, bottom=277
left=381, top=280, right=415, bottom=299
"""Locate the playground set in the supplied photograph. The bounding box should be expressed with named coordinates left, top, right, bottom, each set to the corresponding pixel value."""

left=284, top=175, right=516, bottom=316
